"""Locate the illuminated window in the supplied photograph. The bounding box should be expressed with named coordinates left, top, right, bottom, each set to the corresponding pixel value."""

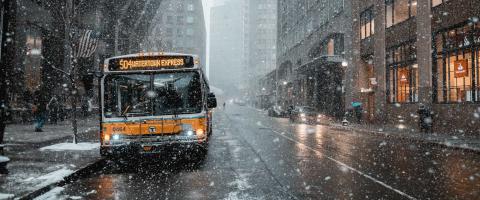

left=385, top=0, right=417, bottom=28
left=360, top=7, right=375, bottom=39
left=433, top=22, right=480, bottom=103
left=386, top=41, right=418, bottom=103
left=432, top=0, right=443, bottom=7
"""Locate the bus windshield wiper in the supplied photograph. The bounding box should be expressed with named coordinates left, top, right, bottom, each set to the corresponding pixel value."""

left=120, top=105, right=131, bottom=120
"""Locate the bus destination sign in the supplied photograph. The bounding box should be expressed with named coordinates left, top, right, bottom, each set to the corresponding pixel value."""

left=108, top=56, right=195, bottom=71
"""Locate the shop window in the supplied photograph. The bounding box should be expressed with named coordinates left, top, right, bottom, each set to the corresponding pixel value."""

left=433, top=21, right=480, bottom=103
left=327, top=39, right=334, bottom=56
left=360, top=7, right=375, bottom=39
left=385, top=0, right=417, bottom=28
left=386, top=41, right=418, bottom=103
left=389, top=65, right=419, bottom=103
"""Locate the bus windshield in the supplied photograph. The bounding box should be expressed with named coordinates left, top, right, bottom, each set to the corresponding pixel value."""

left=104, top=71, right=203, bottom=118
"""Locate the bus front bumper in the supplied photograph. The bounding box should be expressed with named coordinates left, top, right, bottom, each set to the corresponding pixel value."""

left=100, top=135, right=207, bottom=156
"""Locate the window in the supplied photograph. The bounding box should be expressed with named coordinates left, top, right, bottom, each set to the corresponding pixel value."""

left=385, top=0, right=417, bottom=28
left=433, top=22, right=480, bottom=103
left=432, top=0, right=443, bottom=7
left=360, top=7, right=375, bottom=39
left=103, top=72, right=203, bottom=118
left=166, top=28, right=173, bottom=37
left=386, top=41, right=418, bottom=103
left=327, top=39, right=334, bottom=56
left=186, top=16, right=194, bottom=24
left=177, top=16, right=184, bottom=24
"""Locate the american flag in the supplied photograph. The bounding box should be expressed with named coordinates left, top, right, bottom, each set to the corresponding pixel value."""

left=73, top=30, right=99, bottom=58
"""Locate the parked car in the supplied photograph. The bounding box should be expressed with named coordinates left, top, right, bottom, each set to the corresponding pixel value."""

left=289, top=106, right=331, bottom=124
left=267, top=105, right=288, bottom=117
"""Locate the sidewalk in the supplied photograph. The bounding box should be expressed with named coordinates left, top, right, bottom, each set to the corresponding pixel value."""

left=0, top=117, right=102, bottom=199
left=329, top=121, right=480, bottom=153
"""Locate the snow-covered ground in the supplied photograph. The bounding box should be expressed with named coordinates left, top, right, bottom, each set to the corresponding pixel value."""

left=40, top=143, right=99, bottom=151
left=0, top=193, right=14, bottom=200
left=23, top=166, right=74, bottom=189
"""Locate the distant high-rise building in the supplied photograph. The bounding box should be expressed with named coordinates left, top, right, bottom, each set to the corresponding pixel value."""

left=209, top=0, right=277, bottom=96
left=144, top=0, right=206, bottom=67
left=209, top=0, right=249, bottom=94
left=247, top=0, right=277, bottom=81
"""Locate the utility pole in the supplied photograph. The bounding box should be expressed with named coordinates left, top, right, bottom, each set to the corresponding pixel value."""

left=0, top=0, right=16, bottom=154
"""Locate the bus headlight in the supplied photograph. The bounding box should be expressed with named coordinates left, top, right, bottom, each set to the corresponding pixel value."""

left=196, top=129, right=205, bottom=139
left=103, top=134, right=111, bottom=145
left=112, top=134, right=121, bottom=140
left=186, top=130, right=195, bottom=136
left=181, top=124, right=196, bottom=136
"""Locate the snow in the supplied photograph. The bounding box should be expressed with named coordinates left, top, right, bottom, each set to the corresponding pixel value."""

left=0, top=193, right=14, bottom=200
left=33, top=187, right=65, bottom=200
left=0, top=156, right=10, bottom=163
left=30, top=168, right=74, bottom=188
left=40, top=143, right=99, bottom=151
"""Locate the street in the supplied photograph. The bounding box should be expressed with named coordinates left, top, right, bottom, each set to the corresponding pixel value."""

left=51, top=104, right=480, bottom=200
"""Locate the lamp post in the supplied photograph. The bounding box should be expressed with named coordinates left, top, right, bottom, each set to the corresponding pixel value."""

left=340, top=60, right=349, bottom=125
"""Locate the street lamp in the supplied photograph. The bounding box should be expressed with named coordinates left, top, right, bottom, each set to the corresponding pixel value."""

left=283, top=81, right=288, bottom=85
left=341, top=60, right=348, bottom=67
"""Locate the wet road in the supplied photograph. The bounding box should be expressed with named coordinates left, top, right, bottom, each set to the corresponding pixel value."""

left=56, top=104, right=479, bottom=200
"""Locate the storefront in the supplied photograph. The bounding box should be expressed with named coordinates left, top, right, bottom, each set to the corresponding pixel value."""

left=386, top=40, right=419, bottom=103
left=433, top=21, right=480, bottom=103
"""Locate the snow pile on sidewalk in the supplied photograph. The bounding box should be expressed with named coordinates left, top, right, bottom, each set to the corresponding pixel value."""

left=23, top=167, right=74, bottom=189
left=0, top=156, right=10, bottom=163
left=40, top=143, right=99, bottom=151
left=0, top=193, right=14, bottom=199
left=33, top=187, right=65, bottom=200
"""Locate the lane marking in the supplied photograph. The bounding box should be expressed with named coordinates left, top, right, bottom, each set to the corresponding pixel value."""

left=267, top=127, right=418, bottom=200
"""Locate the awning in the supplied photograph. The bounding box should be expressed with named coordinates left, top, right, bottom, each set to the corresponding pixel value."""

left=296, top=55, right=344, bottom=74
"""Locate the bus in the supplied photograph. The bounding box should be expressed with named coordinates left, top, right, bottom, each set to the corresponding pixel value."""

left=99, top=52, right=217, bottom=159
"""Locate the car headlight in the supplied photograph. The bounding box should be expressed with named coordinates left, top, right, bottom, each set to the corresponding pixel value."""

left=300, top=113, right=306, bottom=117
left=317, top=114, right=323, bottom=118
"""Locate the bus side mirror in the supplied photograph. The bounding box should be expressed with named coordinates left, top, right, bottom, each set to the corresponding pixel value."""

left=94, top=70, right=103, bottom=78
left=207, top=93, right=217, bottom=109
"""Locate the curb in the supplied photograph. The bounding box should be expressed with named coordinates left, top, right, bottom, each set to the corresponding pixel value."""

left=18, top=158, right=105, bottom=200
left=328, top=124, right=480, bottom=154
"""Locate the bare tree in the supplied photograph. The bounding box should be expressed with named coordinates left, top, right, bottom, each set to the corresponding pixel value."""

left=49, top=0, right=96, bottom=144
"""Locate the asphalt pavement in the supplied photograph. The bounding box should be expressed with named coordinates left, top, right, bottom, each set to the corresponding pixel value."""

left=49, top=104, right=479, bottom=200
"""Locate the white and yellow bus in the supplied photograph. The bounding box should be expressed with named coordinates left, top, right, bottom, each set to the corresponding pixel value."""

left=99, top=52, right=216, bottom=159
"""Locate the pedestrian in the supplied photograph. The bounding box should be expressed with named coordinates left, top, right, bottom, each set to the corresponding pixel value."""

left=351, top=99, right=363, bottom=123
left=33, top=90, right=47, bottom=132
left=223, top=102, right=226, bottom=110
left=417, top=105, right=433, bottom=133
left=47, top=95, right=59, bottom=125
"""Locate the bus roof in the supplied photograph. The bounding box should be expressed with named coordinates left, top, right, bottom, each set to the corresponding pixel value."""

left=106, top=52, right=199, bottom=60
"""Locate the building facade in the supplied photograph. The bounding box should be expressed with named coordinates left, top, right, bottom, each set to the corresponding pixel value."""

left=1, top=0, right=167, bottom=121
left=143, top=0, right=206, bottom=66
left=352, top=0, right=480, bottom=133
left=276, top=0, right=354, bottom=118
